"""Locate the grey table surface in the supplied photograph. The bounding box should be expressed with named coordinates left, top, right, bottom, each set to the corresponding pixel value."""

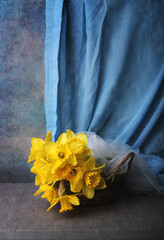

left=0, top=183, right=164, bottom=240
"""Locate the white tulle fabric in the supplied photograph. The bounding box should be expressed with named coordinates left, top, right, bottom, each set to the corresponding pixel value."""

left=83, top=132, right=161, bottom=194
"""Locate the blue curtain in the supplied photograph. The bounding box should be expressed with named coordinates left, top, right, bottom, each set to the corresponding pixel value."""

left=45, top=0, right=164, bottom=190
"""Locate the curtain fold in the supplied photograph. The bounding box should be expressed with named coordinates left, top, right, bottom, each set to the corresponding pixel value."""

left=45, top=0, right=164, bottom=190
left=45, top=0, right=64, bottom=138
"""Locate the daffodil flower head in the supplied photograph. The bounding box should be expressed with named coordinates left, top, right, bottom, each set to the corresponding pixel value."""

left=59, top=197, right=74, bottom=212
left=47, top=194, right=80, bottom=212
left=81, top=156, right=106, bottom=199
left=66, top=166, right=83, bottom=192
left=33, top=184, right=58, bottom=204
left=43, top=130, right=90, bottom=174
left=28, top=131, right=52, bottom=163
left=43, top=142, right=77, bottom=174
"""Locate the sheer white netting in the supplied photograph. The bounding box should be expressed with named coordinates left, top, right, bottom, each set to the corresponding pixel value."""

left=83, top=131, right=161, bottom=193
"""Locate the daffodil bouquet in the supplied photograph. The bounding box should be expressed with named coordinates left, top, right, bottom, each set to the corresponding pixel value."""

left=28, top=130, right=107, bottom=213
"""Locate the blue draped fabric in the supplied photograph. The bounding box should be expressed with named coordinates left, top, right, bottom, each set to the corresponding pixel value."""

left=45, top=0, right=164, bottom=189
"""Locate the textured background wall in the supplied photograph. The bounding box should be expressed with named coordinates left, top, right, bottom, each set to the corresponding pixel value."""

left=0, top=0, right=46, bottom=182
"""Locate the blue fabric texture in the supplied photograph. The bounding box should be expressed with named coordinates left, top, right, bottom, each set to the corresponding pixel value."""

left=45, top=0, right=164, bottom=190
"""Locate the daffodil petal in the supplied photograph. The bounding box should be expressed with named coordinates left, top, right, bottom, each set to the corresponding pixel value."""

left=51, top=160, right=64, bottom=173
left=28, top=152, right=36, bottom=163
left=68, top=141, right=82, bottom=154
left=47, top=199, right=60, bottom=211
left=37, top=170, right=47, bottom=185
left=52, top=191, right=58, bottom=203
left=31, top=138, right=44, bottom=149
left=39, top=158, right=51, bottom=166
left=76, top=133, right=88, bottom=146
left=91, top=165, right=105, bottom=174
left=45, top=131, right=52, bottom=142
left=46, top=173, right=57, bottom=185
left=30, top=166, right=37, bottom=174
left=36, top=152, right=46, bottom=160
left=70, top=179, right=83, bottom=193
left=67, top=155, right=77, bottom=166
left=95, top=177, right=106, bottom=189
left=35, top=175, right=40, bottom=186
left=70, top=182, right=76, bottom=193
left=66, top=129, right=76, bottom=141
left=82, top=184, right=94, bottom=199
left=67, top=195, right=80, bottom=206
left=83, top=147, right=93, bottom=156
left=34, top=185, right=46, bottom=195
left=43, top=142, right=56, bottom=155
left=33, top=188, right=42, bottom=196
left=57, top=133, right=67, bottom=146
left=41, top=188, right=58, bottom=204
left=84, top=156, right=95, bottom=171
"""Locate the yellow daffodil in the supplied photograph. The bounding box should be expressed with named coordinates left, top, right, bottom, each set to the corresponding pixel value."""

left=66, top=130, right=88, bottom=147
left=67, top=156, right=106, bottom=199
left=43, top=130, right=89, bottom=174
left=43, top=142, right=76, bottom=173
left=66, top=130, right=93, bottom=161
left=66, top=165, right=83, bottom=192
left=28, top=131, right=52, bottom=163
left=82, top=157, right=106, bottom=199
left=30, top=157, right=53, bottom=185
left=47, top=194, right=80, bottom=212
left=34, top=184, right=58, bottom=204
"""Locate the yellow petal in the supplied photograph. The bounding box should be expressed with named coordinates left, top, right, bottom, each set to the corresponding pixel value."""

left=82, top=147, right=93, bottom=157
left=39, top=158, right=51, bottom=167
left=46, top=173, right=57, bottom=185
left=51, top=160, right=64, bottom=173
left=55, top=164, right=71, bottom=180
left=35, top=175, right=41, bottom=186
left=30, top=165, right=37, bottom=174
left=47, top=199, right=59, bottom=211
left=91, top=164, right=105, bottom=174
left=31, top=158, right=49, bottom=173
left=52, top=190, right=59, bottom=203
left=33, top=188, right=42, bottom=196
left=66, top=129, right=76, bottom=141
left=57, top=133, right=67, bottom=146
left=45, top=131, right=52, bottom=142
left=41, top=188, right=58, bottom=204
left=67, top=155, right=77, bottom=166
left=76, top=133, right=88, bottom=146
left=28, top=152, right=36, bottom=163
left=70, top=182, right=76, bottom=193
left=82, top=184, right=95, bottom=199
left=37, top=170, right=47, bottom=185
left=70, top=179, right=82, bottom=193
left=68, top=141, right=82, bottom=155
left=59, top=198, right=73, bottom=213
left=75, top=148, right=93, bottom=163
left=34, top=185, right=45, bottom=196
left=31, top=138, right=44, bottom=150
left=95, top=177, right=106, bottom=189
left=43, top=142, right=56, bottom=155
left=84, top=156, right=95, bottom=171
left=67, top=195, right=80, bottom=206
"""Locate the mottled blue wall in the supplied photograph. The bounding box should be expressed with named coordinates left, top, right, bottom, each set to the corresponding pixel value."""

left=0, top=0, right=46, bottom=182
